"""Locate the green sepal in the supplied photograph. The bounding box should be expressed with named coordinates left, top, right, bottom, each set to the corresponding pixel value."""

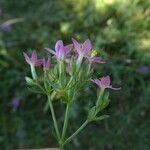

left=96, top=91, right=110, bottom=112
left=101, top=91, right=110, bottom=109
left=27, top=86, right=45, bottom=94
left=25, top=76, right=36, bottom=85
left=93, top=115, right=109, bottom=121
left=26, top=78, right=46, bottom=94
left=87, top=106, right=97, bottom=121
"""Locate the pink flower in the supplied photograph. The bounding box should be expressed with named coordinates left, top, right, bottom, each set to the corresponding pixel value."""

left=91, top=75, right=120, bottom=90
left=23, top=50, right=43, bottom=66
left=72, top=38, right=92, bottom=58
left=45, top=40, right=73, bottom=60
left=43, top=58, right=51, bottom=71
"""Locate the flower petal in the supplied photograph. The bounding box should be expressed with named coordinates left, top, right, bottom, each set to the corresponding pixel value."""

left=91, top=79, right=101, bottom=87
left=31, top=50, right=37, bottom=63
left=43, top=58, right=50, bottom=70
left=23, top=52, right=31, bottom=64
left=45, top=58, right=51, bottom=70
left=65, top=44, right=73, bottom=54
left=108, top=85, right=121, bottom=90
left=72, top=38, right=81, bottom=54
left=55, top=40, right=64, bottom=52
left=83, top=39, right=92, bottom=53
left=35, top=59, right=43, bottom=66
left=55, top=40, right=66, bottom=59
left=45, top=48, right=56, bottom=55
left=91, top=56, right=105, bottom=64
left=101, top=76, right=111, bottom=87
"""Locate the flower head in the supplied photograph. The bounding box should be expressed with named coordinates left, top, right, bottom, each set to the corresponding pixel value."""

left=91, top=75, right=120, bottom=90
left=43, top=58, right=51, bottom=71
left=23, top=50, right=43, bottom=66
left=45, top=40, right=73, bottom=60
left=72, top=38, right=92, bottom=58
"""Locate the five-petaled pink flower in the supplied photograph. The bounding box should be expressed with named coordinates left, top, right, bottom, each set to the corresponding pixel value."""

left=23, top=50, right=43, bottom=66
left=43, top=58, right=51, bottom=71
left=45, top=40, right=73, bottom=60
left=91, top=75, right=120, bottom=90
left=72, top=38, right=92, bottom=58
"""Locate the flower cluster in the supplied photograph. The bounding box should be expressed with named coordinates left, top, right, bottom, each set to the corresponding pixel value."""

left=23, top=38, right=120, bottom=149
left=24, top=39, right=107, bottom=82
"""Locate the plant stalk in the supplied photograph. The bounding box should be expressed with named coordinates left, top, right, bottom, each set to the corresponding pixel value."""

left=48, top=95, right=61, bottom=140
left=61, top=102, right=71, bottom=141
left=63, top=120, right=89, bottom=145
left=30, top=64, right=37, bottom=79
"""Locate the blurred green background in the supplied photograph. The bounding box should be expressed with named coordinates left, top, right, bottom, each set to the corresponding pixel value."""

left=0, top=0, right=150, bottom=149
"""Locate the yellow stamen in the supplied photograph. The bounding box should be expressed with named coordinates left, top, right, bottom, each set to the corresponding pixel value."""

left=91, top=49, right=97, bottom=57
left=99, top=77, right=104, bottom=80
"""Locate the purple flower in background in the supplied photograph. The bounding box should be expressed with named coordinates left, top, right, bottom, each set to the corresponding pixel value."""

left=91, top=75, right=120, bottom=90
left=0, top=18, right=24, bottom=32
left=23, top=50, right=43, bottom=66
left=45, top=40, right=73, bottom=60
left=0, top=21, right=12, bottom=32
left=11, top=97, right=20, bottom=109
left=137, top=65, right=149, bottom=74
left=43, top=58, right=51, bottom=71
left=72, top=38, right=92, bottom=58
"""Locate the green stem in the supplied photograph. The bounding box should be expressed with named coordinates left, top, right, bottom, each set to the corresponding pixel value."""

left=87, top=61, right=92, bottom=75
left=48, top=95, right=61, bottom=139
left=30, top=64, right=37, bottom=80
left=66, top=76, right=74, bottom=88
left=76, top=54, right=83, bottom=71
left=64, top=120, right=89, bottom=145
left=58, top=60, right=65, bottom=87
left=61, top=103, right=71, bottom=141
left=59, top=143, right=65, bottom=150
